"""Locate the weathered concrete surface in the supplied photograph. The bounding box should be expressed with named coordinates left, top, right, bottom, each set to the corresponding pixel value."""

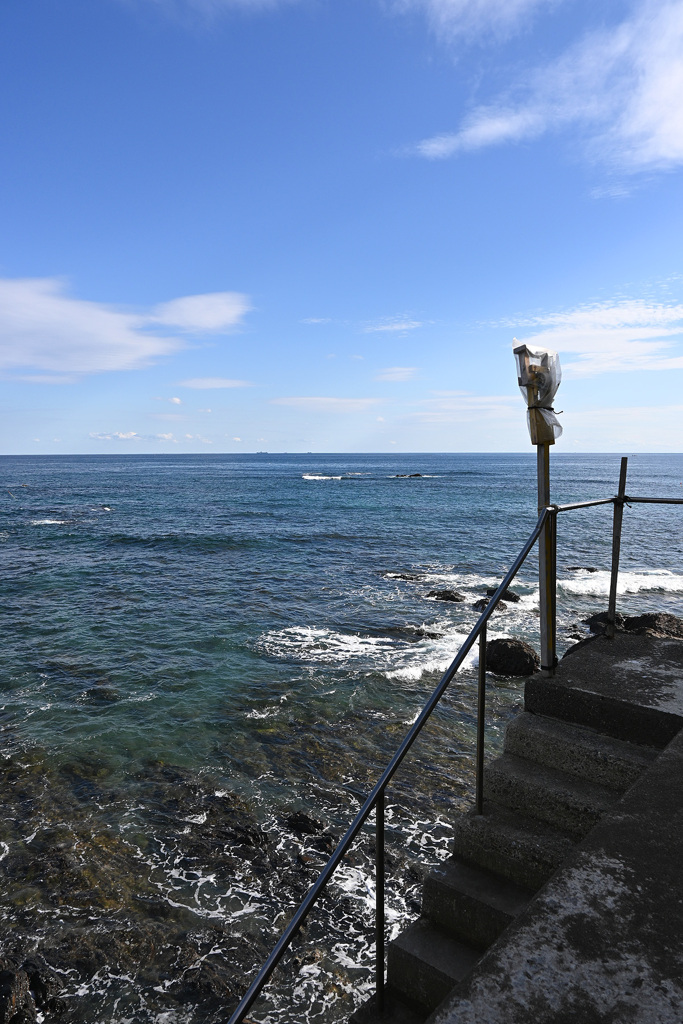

left=428, top=637, right=683, bottom=1024
left=526, top=633, right=683, bottom=747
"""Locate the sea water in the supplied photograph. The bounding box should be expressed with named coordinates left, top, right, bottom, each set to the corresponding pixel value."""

left=0, top=452, right=682, bottom=1022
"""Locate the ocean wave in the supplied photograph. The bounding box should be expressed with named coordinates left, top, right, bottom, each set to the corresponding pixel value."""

left=302, top=474, right=343, bottom=481
left=255, top=623, right=484, bottom=682
left=559, top=569, right=683, bottom=596
left=31, top=519, right=68, bottom=525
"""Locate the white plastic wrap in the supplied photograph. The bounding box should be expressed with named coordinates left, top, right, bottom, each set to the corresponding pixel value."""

left=512, top=342, right=563, bottom=443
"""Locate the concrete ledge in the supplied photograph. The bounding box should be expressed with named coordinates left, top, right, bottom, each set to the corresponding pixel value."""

left=525, top=633, right=683, bottom=747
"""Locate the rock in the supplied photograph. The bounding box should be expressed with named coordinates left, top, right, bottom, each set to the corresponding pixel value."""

left=0, top=965, right=37, bottom=1024
left=427, top=589, right=465, bottom=603
left=283, top=811, right=324, bottom=836
left=566, top=566, right=598, bottom=572
left=394, top=473, right=423, bottom=478
left=472, top=598, right=507, bottom=612
left=20, top=960, right=65, bottom=1016
left=623, top=612, right=683, bottom=639
left=583, top=611, right=624, bottom=634
left=485, top=586, right=521, bottom=604
left=485, top=638, right=540, bottom=676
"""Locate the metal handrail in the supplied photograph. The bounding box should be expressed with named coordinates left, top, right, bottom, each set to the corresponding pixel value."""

left=227, top=478, right=683, bottom=1024
left=227, top=509, right=549, bottom=1024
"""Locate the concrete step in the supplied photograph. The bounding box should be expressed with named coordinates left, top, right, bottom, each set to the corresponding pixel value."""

left=485, top=753, right=618, bottom=839
left=387, top=918, right=480, bottom=1014
left=525, top=674, right=680, bottom=748
left=451, top=803, right=573, bottom=891
left=349, top=987, right=425, bottom=1024
left=504, top=712, right=659, bottom=792
left=422, top=855, right=532, bottom=950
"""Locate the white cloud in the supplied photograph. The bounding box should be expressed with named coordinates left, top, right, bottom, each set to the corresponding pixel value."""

left=363, top=317, right=423, bottom=333
left=415, top=1, right=683, bottom=174
left=301, top=317, right=332, bottom=324
left=170, top=396, right=182, bottom=405
left=395, top=0, right=553, bottom=43
left=515, top=299, right=683, bottom=376
left=152, top=291, right=250, bottom=333
left=272, top=397, right=381, bottom=412
left=179, top=376, right=252, bottom=388
left=0, top=278, right=251, bottom=378
left=376, top=366, right=418, bottom=381
left=90, top=431, right=140, bottom=440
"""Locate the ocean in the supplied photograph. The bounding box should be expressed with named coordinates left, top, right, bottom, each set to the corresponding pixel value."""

left=1, top=452, right=682, bottom=1023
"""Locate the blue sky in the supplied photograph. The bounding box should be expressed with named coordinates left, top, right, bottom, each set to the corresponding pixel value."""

left=1, top=0, right=683, bottom=453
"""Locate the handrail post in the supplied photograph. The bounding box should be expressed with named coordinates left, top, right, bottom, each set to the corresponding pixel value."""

left=475, top=624, right=487, bottom=815
left=606, top=457, right=628, bottom=638
left=375, top=790, right=385, bottom=1014
left=537, top=443, right=555, bottom=674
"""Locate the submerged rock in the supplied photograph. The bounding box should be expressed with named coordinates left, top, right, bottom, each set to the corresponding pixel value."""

left=427, top=589, right=465, bottom=603
left=485, top=638, right=540, bottom=676
left=283, top=810, right=324, bottom=836
left=485, top=586, right=521, bottom=604
left=0, top=964, right=37, bottom=1024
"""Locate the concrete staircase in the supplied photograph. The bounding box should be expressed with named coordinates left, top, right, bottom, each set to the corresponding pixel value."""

left=350, top=700, right=659, bottom=1024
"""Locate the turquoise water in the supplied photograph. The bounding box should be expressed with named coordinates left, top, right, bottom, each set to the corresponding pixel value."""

left=1, top=453, right=682, bottom=1021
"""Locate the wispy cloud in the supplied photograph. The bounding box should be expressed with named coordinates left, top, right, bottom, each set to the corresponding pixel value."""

left=179, top=376, right=252, bottom=388
left=301, top=317, right=332, bottom=324
left=413, top=391, right=520, bottom=423
left=89, top=430, right=179, bottom=442
left=376, top=366, right=418, bottom=381
left=363, top=316, right=423, bottom=333
left=514, top=299, right=683, bottom=377
left=272, top=396, right=380, bottom=412
left=415, top=1, right=683, bottom=174
left=394, top=0, right=553, bottom=44
left=151, top=291, right=251, bottom=332
left=0, top=278, right=251, bottom=378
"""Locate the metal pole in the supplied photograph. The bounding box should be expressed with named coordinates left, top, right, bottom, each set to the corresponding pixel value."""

left=606, top=457, right=628, bottom=638
left=375, top=790, right=385, bottom=1014
left=537, top=443, right=554, bottom=673
left=475, top=623, right=487, bottom=815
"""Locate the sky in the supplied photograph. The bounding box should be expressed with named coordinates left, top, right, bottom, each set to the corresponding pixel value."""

left=1, top=0, right=683, bottom=454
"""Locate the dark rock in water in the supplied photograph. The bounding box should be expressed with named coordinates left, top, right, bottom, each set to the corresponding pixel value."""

left=84, top=686, right=120, bottom=702
left=566, top=566, right=598, bottom=572
left=283, top=810, right=324, bottom=836
left=0, top=964, right=37, bottom=1023
left=623, top=612, right=683, bottom=639
left=485, top=638, right=540, bottom=676
left=427, top=589, right=465, bottom=603
left=485, top=586, right=521, bottom=604
left=394, top=473, right=423, bottom=478
left=472, top=598, right=507, bottom=612
left=20, top=959, right=65, bottom=1017
left=384, top=572, right=420, bottom=582
left=583, top=611, right=624, bottom=634
left=384, top=624, right=443, bottom=642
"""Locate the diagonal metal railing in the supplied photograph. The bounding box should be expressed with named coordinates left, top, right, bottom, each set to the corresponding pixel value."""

left=227, top=456, right=683, bottom=1024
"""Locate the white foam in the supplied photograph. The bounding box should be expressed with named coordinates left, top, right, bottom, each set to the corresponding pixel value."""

left=559, top=569, right=683, bottom=597
left=256, top=623, right=488, bottom=682
left=30, top=519, right=68, bottom=525
left=302, top=474, right=342, bottom=480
